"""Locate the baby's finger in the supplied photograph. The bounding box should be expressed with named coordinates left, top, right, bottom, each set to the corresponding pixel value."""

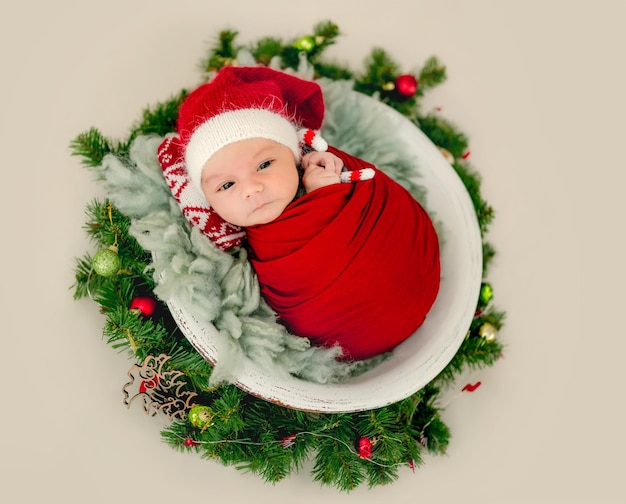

left=325, top=157, right=344, bottom=174
left=303, top=162, right=324, bottom=176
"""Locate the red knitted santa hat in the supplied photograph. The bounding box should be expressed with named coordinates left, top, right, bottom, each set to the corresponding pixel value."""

left=177, top=65, right=325, bottom=192
left=157, top=66, right=326, bottom=250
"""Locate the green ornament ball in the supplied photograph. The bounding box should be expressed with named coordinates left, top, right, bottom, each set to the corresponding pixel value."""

left=92, top=246, right=120, bottom=277
left=188, top=405, right=214, bottom=429
left=479, top=283, right=493, bottom=305
left=294, top=35, right=315, bottom=52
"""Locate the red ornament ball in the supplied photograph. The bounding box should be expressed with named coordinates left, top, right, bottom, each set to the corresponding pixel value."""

left=183, top=438, right=200, bottom=447
left=357, top=436, right=373, bottom=460
left=280, top=434, right=297, bottom=448
left=394, top=74, right=418, bottom=98
left=130, top=296, right=157, bottom=316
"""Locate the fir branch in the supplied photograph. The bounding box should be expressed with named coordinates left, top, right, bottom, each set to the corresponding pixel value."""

left=416, top=56, right=447, bottom=95
left=353, top=48, right=400, bottom=97
left=351, top=48, right=424, bottom=118
left=282, top=20, right=342, bottom=70
left=72, top=254, right=98, bottom=300
left=73, top=199, right=151, bottom=300
left=277, top=45, right=301, bottom=70
left=312, top=20, right=341, bottom=47
left=415, top=112, right=495, bottom=234
left=160, top=420, right=189, bottom=451
left=215, top=29, right=239, bottom=57
left=482, top=240, right=497, bottom=275
left=199, top=29, right=240, bottom=75
left=251, top=36, right=284, bottom=66
left=312, top=435, right=366, bottom=491
left=417, top=113, right=469, bottom=158
left=472, top=307, right=506, bottom=331
left=127, top=90, right=187, bottom=142
left=210, top=386, right=247, bottom=434
left=165, top=345, right=214, bottom=391
left=435, top=332, right=504, bottom=386
left=102, top=306, right=170, bottom=356
left=408, top=384, right=450, bottom=455
left=234, top=428, right=299, bottom=483
left=308, top=20, right=341, bottom=60
left=364, top=459, right=399, bottom=488
left=452, top=161, right=494, bottom=234
left=313, top=61, right=354, bottom=81
left=83, top=199, right=152, bottom=278
left=92, top=274, right=136, bottom=313
left=419, top=414, right=450, bottom=455
left=69, top=127, right=116, bottom=167
left=81, top=199, right=130, bottom=246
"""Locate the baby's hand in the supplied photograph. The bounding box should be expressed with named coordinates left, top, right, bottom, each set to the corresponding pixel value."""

left=301, top=151, right=344, bottom=193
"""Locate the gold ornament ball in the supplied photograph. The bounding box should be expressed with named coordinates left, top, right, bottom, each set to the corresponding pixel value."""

left=479, top=322, right=497, bottom=342
left=438, top=147, right=455, bottom=164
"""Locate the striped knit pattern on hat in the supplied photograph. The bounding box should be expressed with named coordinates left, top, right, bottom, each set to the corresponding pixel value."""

left=157, top=135, right=246, bottom=250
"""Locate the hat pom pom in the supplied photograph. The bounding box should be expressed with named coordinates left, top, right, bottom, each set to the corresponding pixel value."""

left=298, top=128, right=328, bottom=153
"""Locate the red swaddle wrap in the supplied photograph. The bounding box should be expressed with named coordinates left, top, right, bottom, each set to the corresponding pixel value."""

left=158, top=66, right=441, bottom=362
left=246, top=146, right=441, bottom=360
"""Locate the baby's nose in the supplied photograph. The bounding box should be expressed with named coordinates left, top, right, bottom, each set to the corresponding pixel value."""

left=243, top=178, right=264, bottom=198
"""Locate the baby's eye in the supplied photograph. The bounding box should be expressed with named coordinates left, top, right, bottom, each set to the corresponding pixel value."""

left=258, top=160, right=272, bottom=170
left=219, top=181, right=234, bottom=191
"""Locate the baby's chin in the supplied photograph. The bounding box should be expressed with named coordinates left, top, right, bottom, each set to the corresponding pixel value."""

left=245, top=203, right=284, bottom=227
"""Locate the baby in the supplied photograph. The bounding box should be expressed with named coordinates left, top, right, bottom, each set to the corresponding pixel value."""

left=158, top=66, right=440, bottom=361
left=200, top=138, right=345, bottom=227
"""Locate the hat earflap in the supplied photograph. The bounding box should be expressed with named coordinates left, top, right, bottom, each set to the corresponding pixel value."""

left=157, top=135, right=246, bottom=251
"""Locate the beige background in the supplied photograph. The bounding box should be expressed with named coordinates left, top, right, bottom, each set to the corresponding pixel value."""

left=2, top=1, right=625, bottom=503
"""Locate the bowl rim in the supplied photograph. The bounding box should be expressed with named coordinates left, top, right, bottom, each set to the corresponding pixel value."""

left=166, top=89, right=483, bottom=413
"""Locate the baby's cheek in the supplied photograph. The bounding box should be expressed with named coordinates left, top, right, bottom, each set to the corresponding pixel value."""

left=205, top=196, right=231, bottom=220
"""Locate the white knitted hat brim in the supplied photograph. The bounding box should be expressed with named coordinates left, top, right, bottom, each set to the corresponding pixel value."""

left=185, top=108, right=300, bottom=192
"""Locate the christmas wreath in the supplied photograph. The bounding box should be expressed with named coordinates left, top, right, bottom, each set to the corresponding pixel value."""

left=71, top=21, right=505, bottom=491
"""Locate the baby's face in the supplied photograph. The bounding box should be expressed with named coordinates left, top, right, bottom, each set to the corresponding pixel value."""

left=200, top=138, right=300, bottom=227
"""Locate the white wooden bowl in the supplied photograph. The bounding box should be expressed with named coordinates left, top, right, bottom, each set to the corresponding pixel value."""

left=167, top=90, right=483, bottom=413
